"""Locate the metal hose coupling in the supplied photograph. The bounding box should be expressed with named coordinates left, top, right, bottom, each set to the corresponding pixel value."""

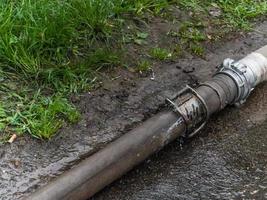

left=218, top=51, right=267, bottom=105
left=168, top=46, right=267, bottom=138
left=166, top=85, right=208, bottom=138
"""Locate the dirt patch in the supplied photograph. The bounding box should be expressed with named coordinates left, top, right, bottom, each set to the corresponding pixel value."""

left=1, top=20, right=267, bottom=200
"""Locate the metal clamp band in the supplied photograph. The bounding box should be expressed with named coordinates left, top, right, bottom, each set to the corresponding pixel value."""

left=166, top=85, right=208, bottom=138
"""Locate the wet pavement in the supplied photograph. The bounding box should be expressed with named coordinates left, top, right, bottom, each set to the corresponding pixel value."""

left=92, top=83, right=267, bottom=200
left=1, top=21, right=267, bottom=200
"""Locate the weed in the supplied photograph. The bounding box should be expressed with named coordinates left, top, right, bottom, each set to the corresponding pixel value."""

left=0, top=0, right=124, bottom=76
left=176, top=0, right=267, bottom=30
left=189, top=43, right=205, bottom=56
left=179, top=22, right=206, bottom=43
left=0, top=91, right=79, bottom=140
left=169, top=21, right=206, bottom=57
left=71, top=0, right=119, bottom=37
left=149, top=47, right=172, bottom=60
left=218, top=0, right=267, bottom=29
left=176, top=0, right=203, bottom=12
left=29, top=95, right=80, bottom=139
left=134, top=32, right=149, bottom=45
left=0, top=104, right=7, bottom=132
left=86, top=48, right=121, bottom=70
left=123, top=31, right=149, bottom=45
left=136, top=60, right=152, bottom=72
left=173, top=44, right=183, bottom=57
left=125, top=0, right=169, bottom=15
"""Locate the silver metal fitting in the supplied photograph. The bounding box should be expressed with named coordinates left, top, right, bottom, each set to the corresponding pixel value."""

left=217, top=58, right=254, bottom=105
left=217, top=52, right=267, bottom=105
left=166, top=85, right=208, bottom=138
left=167, top=49, right=267, bottom=138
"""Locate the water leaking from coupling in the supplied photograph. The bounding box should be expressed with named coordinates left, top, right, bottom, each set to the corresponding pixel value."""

left=166, top=85, right=208, bottom=138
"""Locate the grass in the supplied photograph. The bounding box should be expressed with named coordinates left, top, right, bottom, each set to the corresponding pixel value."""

left=166, top=0, right=267, bottom=55
left=0, top=0, right=123, bottom=75
left=125, top=0, right=169, bottom=15
left=0, top=0, right=169, bottom=141
left=149, top=47, right=172, bottom=60
left=0, top=0, right=267, bottom=141
left=171, top=21, right=206, bottom=56
left=176, top=0, right=267, bottom=31
left=0, top=92, right=79, bottom=139
left=218, top=0, right=267, bottom=29
left=136, top=60, right=152, bottom=73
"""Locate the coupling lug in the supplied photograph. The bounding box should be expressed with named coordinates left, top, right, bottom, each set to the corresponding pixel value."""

left=166, top=85, right=208, bottom=138
left=217, top=58, right=255, bottom=105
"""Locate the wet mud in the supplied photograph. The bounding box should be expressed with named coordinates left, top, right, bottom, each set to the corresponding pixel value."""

left=1, top=21, right=267, bottom=199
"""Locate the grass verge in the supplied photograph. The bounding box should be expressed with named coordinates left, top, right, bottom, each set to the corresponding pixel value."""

left=1, top=0, right=267, bottom=141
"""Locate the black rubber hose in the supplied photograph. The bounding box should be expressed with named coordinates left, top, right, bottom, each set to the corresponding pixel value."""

left=25, top=112, right=186, bottom=200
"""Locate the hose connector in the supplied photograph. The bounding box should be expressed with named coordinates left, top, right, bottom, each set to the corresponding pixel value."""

left=217, top=58, right=255, bottom=105
left=217, top=52, right=267, bottom=105
left=166, top=85, right=208, bottom=138
left=167, top=47, right=267, bottom=138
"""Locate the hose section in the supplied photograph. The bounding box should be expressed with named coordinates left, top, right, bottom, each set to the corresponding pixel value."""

left=25, top=112, right=186, bottom=200
left=166, top=45, right=267, bottom=137
left=25, top=45, right=267, bottom=200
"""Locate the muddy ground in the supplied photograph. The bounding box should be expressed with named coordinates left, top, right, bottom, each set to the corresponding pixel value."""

left=0, top=20, right=267, bottom=199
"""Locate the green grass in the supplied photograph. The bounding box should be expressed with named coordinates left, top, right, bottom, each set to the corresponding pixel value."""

left=0, top=0, right=267, bottom=141
left=166, top=0, right=267, bottom=56
left=149, top=47, right=172, bottom=60
left=175, top=21, right=206, bottom=56
left=0, top=0, right=123, bottom=75
left=0, top=92, right=79, bottom=139
left=218, top=0, right=267, bottom=29
left=0, top=0, right=169, bottom=140
left=176, top=0, right=267, bottom=30
left=123, top=0, right=169, bottom=15
left=136, top=60, right=152, bottom=72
